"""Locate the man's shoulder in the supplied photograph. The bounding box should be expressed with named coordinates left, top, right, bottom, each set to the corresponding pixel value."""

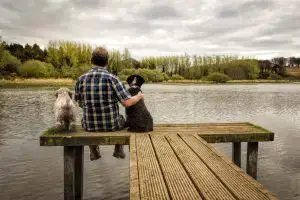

left=77, top=69, right=122, bottom=83
left=102, top=72, right=123, bottom=83
left=77, top=67, right=93, bottom=80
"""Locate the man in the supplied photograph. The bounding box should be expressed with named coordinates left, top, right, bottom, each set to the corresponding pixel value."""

left=75, top=47, right=143, bottom=160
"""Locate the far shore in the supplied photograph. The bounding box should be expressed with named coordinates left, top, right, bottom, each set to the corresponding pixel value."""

left=1, top=78, right=299, bottom=88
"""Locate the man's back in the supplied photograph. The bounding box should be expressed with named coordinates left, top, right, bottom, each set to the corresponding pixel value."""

left=75, top=66, right=131, bottom=131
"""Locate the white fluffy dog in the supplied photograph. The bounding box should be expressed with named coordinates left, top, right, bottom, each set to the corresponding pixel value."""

left=54, top=88, right=76, bottom=130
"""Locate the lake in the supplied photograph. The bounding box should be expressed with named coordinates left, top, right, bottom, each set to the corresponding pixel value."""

left=0, top=84, right=300, bottom=200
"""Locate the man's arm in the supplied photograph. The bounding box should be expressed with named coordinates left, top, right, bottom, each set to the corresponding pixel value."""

left=111, top=76, right=143, bottom=108
left=121, top=92, right=144, bottom=108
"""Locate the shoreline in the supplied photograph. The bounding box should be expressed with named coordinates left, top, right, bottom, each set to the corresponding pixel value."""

left=1, top=78, right=299, bottom=88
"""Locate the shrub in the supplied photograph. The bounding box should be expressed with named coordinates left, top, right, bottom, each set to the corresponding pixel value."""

left=18, top=60, right=50, bottom=78
left=163, top=73, right=170, bottom=81
left=207, top=72, right=230, bottom=83
left=70, top=64, right=91, bottom=80
left=268, top=74, right=282, bottom=80
left=61, top=65, right=73, bottom=78
left=170, top=74, right=184, bottom=80
left=118, top=68, right=166, bottom=82
left=222, top=60, right=260, bottom=80
left=278, top=67, right=287, bottom=77
left=44, top=63, right=58, bottom=78
left=0, top=51, right=22, bottom=77
left=119, top=74, right=127, bottom=81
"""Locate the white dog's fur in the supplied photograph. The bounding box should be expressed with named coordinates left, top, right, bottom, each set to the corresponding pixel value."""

left=54, top=88, right=76, bottom=130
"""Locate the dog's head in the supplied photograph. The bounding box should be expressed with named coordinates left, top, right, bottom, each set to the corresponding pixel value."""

left=126, top=75, right=145, bottom=87
left=55, top=88, right=73, bottom=99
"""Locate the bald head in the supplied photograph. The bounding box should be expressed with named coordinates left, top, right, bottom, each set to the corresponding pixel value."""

left=91, top=47, right=109, bottom=67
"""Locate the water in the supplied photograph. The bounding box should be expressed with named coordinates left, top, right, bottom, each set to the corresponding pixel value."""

left=0, top=84, right=300, bottom=200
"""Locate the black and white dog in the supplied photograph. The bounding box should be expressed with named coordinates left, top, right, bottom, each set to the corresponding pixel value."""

left=113, top=75, right=153, bottom=159
left=125, top=75, right=153, bottom=132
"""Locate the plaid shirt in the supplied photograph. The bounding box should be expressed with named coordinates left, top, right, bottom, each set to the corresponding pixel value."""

left=75, top=66, right=131, bottom=131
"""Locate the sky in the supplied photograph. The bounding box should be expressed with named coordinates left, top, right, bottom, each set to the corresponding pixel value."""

left=0, top=0, right=299, bottom=60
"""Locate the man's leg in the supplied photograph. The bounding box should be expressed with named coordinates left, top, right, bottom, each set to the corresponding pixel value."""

left=113, top=115, right=126, bottom=159
left=113, top=144, right=126, bottom=158
left=89, top=145, right=101, bottom=161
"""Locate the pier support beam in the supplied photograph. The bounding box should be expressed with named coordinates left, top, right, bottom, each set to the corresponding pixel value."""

left=64, top=146, right=84, bottom=200
left=232, top=142, right=241, bottom=167
left=246, top=142, right=258, bottom=179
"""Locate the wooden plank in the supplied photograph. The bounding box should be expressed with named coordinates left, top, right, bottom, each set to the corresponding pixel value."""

left=232, top=142, right=241, bottom=167
left=180, top=135, right=273, bottom=200
left=40, top=134, right=130, bottom=146
left=150, top=135, right=202, bottom=200
left=74, top=146, right=83, bottom=200
left=166, top=134, right=235, bottom=200
left=200, top=133, right=274, bottom=143
left=154, top=126, right=264, bottom=132
left=40, top=123, right=274, bottom=146
left=64, top=146, right=75, bottom=200
left=130, top=135, right=140, bottom=200
left=193, top=135, right=278, bottom=200
left=155, top=122, right=251, bottom=127
left=136, top=134, right=170, bottom=200
left=247, top=142, right=258, bottom=179
left=40, top=132, right=273, bottom=146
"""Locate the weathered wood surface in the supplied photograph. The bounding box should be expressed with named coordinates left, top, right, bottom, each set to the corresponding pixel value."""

left=247, top=142, right=259, bottom=179
left=40, top=123, right=274, bottom=146
left=136, top=134, right=169, bottom=199
left=232, top=142, right=241, bottom=167
left=151, top=135, right=202, bottom=199
left=64, top=147, right=75, bottom=200
left=64, top=146, right=83, bottom=200
left=40, top=123, right=277, bottom=199
left=131, top=134, right=277, bottom=200
left=74, top=146, right=83, bottom=200
left=130, top=135, right=139, bottom=199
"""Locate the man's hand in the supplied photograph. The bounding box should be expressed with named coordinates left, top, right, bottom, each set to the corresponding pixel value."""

left=121, top=92, right=144, bottom=108
left=138, top=92, right=144, bottom=101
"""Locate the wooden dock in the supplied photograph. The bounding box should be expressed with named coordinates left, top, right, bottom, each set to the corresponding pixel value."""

left=40, top=123, right=277, bottom=200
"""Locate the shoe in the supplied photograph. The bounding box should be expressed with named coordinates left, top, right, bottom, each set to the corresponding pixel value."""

left=113, top=144, right=126, bottom=159
left=89, top=146, right=101, bottom=161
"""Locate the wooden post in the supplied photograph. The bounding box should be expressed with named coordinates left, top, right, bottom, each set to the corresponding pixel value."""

left=64, top=146, right=84, bottom=200
left=74, top=146, right=84, bottom=200
left=246, top=142, right=258, bottom=179
left=232, top=142, right=241, bottom=167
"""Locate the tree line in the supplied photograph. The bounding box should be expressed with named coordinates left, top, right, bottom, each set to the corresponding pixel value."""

left=1, top=37, right=299, bottom=82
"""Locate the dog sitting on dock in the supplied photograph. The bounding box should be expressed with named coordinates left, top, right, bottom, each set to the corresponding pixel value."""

left=54, top=88, right=76, bottom=131
left=125, top=75, right=153, bottom=132
left=112, top=75, right=153, bottom=159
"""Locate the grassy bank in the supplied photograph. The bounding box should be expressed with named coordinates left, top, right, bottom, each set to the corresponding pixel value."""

left=1, top=78, right=300, bottom=88
left=0, top=78, right=75, bottom=88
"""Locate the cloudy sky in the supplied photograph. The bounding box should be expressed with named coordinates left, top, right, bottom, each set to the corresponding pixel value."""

left=0, top=0, right=299, bottom=59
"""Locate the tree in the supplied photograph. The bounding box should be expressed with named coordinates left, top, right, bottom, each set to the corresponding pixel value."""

left=122, top=48, right=133, bottom=69
left=288, top=57, right=297, bottom=67
left=271, top=57, right=287, bottom=66
left=295, top=57, right=300, bottom=67
left=5, top=43, right=25, bottom=62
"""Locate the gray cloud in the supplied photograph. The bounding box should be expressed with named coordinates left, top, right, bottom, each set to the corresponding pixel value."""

left=143, top=4, right=180, bottom=19
left=70, top=0, right=106, bottom=9
left=0, top=0, right=299, bottom=59
left=217, top=0, right=275, bottom=18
